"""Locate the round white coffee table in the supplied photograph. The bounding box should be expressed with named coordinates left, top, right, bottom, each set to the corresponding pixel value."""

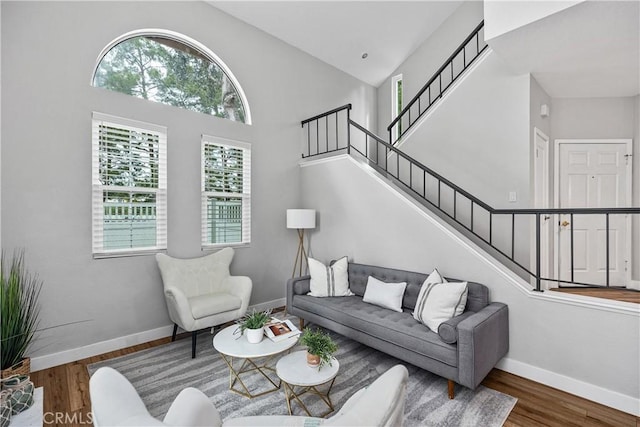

left=276, top=351, right=339, bottom=417
left=213, top=324, right=298, bottom=399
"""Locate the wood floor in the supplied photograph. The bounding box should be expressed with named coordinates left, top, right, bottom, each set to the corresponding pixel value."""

left=29, top=335, right=639, bottom=427
left=549, top=287, right=640, bottom=304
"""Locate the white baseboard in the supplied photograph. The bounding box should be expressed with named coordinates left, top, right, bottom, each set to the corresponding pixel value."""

left=248, top=298, right=286, bottom=313
left=30, top=297, right=288, bottom=372
left=627, top=280, right=640, bottom=290
left=30, top=325, right=175, bottom=372
left=497, top=357, right=640, bottom=416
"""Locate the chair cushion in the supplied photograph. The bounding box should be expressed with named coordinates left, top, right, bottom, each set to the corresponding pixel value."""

left=189, top=293, right=242, bottom=320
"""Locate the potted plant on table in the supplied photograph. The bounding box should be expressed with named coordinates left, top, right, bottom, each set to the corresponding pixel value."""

left=300, top=328, right=338, bottom=369
left=0, top=251, right=42, bottom=379
left=238, top=309, right=272, bottom=344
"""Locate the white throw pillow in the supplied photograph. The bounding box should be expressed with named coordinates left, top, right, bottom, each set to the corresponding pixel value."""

left=413, top=269, right=448, bottom=321
left=308, top=256, right=353, bottom=297
left=362, top=276, right=407, bottom=313
left=415, top=281, right=468, bottom=332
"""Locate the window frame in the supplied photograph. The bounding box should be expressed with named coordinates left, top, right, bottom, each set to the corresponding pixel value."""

left=91, top=28, right=252, bottom=125
left=201, top=135, right=251, bottom=249
left=91, top=112, right=168, bottom=258
left=391, top=73, right=403, bottom=141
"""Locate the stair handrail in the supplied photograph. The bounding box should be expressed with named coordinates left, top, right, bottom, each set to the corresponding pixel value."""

left=301, top=106, right=640, bottom=291
left=350, top=120, right=492, bottom=213
left=387, top=20, right=487, bottom=143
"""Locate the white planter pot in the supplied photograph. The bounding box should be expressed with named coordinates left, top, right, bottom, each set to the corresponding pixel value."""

left=245, top=327, right=264, bottom=344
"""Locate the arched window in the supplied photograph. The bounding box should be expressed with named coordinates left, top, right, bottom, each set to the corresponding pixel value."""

left=92, top=30, right=251, bottom=124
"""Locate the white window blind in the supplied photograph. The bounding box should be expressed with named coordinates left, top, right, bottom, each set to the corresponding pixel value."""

left=201, top=135, right=251, bottom=247
left=92, top=112, right=167, bottom=257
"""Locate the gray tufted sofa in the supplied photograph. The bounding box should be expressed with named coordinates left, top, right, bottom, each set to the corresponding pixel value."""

left=286, top=262, right=509, bottom=398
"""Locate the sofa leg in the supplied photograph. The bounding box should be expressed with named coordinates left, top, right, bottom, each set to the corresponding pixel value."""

left=448, top=380, right=455, bottom=399
left=299, top=318, right=305, bottom=330
left=191, top=331, right=197, bottom=359
left=171, top=324, right=178, bottom=342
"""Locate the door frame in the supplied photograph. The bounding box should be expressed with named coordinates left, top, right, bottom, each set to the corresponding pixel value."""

left=553, top=138, right=633, bottom=286
left=532, top=128, right=550, bottom=289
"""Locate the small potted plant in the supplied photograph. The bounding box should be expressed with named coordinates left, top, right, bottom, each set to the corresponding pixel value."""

left=299, top=328, right=338, bottom=369
left=238, top=309, right=271, bottom=344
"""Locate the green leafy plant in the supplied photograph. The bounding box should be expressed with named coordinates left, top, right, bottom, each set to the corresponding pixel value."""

left=1, top=251, right=43, bottom=370
left=238, top=309, right=272, bottom=333
left=300, top=328, right=338, bottom=368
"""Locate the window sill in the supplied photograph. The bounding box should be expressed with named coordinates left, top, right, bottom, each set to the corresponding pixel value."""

left=201, top=243, right=251, bottom=252
left=93, top=249, right=167, bottom=259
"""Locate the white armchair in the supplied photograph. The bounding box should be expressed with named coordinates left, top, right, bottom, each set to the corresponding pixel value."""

left=89, top=365, right=409, bottom=427
left=90, top=367, right=221, bottom=427
left=155, top=248, right=252, bottom=358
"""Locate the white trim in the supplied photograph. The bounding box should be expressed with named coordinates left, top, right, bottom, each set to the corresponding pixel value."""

left=497, top=357, right=640, bottom=416
left=248, top=298, right=287, bottom=314
left=553, top=139, right=633, bottom=286
left=532, top=127, right=550, bottom=289
left=30, top=325, right=175, bottom=372
left=92, top=111, right=167, bottom=135
left=92, top=28, right=252, bottom=125
left=393, top=48, right=492, bottom=151
left=391, top=73, right=403, bottom=141
left=30, top=298, right=287, bottom=372
left=628, top=280, right=640, bottom=291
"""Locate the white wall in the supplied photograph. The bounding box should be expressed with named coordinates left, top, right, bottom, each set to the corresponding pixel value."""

left=376, top=1, right=483, bottom=137
left=395, top=52, right=531, bottom=210
left=301, top=156, right=640, bottom=415
left=484, top=0, right=582, bottom=41
left=551, top=96, right=639, bottom=281
left=1, top=1, right=375, bottom=361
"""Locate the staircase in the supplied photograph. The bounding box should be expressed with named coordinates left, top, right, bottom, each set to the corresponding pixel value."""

left=299, top=21, right=640, bottom=292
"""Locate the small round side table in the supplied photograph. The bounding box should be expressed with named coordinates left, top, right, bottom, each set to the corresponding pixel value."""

left=276, top=351, right=339, bottom=417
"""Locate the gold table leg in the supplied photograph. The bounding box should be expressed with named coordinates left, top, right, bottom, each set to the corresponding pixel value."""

left=219, top=353, right=282, bottom=399
left=282, top=377, right=336, bottom=418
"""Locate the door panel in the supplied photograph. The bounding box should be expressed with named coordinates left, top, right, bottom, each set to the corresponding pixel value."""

left=557, top=142, right=629, bottom=286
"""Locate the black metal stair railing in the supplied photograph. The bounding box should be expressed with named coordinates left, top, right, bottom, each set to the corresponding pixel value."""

left=387, top=21, right=488, bottom=145
left=301, top=105, right=640, bottom=291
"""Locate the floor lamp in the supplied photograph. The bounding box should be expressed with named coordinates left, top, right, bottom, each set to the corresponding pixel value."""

left=287, top=209, right=316, bottom=278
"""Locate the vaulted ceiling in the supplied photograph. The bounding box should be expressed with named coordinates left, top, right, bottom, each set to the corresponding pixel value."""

left=209, top=1, right=462, bottom=87
left=209, top=1, right=639, bottom=98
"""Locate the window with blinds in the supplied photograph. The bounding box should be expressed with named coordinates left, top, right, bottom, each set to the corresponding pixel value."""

left=201, top=136, right=251, bottom=247
left=92, top=112, right=167, bottom=257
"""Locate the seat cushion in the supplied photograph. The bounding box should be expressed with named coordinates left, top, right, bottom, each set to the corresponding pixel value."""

left=189, top=293, right=242, bottom=320
left=293, top=295, right=457, bottom=367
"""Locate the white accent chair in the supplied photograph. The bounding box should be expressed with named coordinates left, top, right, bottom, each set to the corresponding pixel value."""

left=90, top=367, right=221, bottom=427
left=155, top=248, right=252, bottom=358
left=89, top=365, right=409, bottom=427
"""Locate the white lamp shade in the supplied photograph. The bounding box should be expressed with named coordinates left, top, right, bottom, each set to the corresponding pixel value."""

left=286, top=209, right=316, bottom=229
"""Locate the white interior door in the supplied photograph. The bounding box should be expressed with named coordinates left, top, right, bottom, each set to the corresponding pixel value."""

left=555, top=140, right=632, bottom=287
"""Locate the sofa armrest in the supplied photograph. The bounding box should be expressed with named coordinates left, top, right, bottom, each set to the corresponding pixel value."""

left=457, top=302, right=509, bottom=389
left=286, top=276, right=311, bottom=310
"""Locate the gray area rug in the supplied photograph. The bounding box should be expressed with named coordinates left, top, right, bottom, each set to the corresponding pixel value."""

left=88, top=323, right=516, bottom=426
